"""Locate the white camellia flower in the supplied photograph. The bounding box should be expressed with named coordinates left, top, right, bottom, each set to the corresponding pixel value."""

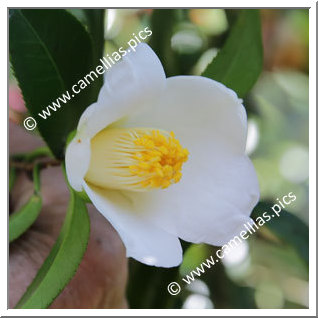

left=65, top=43, right=259, bottom=268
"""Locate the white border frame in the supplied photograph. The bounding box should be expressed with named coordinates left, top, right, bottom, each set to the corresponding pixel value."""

left=2, top=1, right=316, bottom=316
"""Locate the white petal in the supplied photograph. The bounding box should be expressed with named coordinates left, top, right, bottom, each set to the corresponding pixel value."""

left=124, top=76, right=247, bottom=154
left=78, top=43, right=166, bottom=139
left=119, top=76, right=259, bottom=246
left=125, top=155, right=259, bottom=246
left=83, top=182, right=183, bottom=267
left=65, top=44, right=166, bottom=191
left=65, top=136, right=91, bottom=192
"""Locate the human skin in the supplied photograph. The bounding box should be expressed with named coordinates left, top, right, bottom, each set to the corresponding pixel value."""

left=9, top=123, right=128, bottom=309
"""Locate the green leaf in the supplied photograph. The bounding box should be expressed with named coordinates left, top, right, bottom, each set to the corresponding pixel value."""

left=202, top=9, right=263, bottom=98
left=9, top=194, right=42, bottom=243
left=127, top=259, right=182, bottom=309
left=149, top=9, right=178, bottom=77
left=9, top=164, right=42, bottom=243
left=15, top=167, right=90, bottom=309
left=83, top=9, right=105, bottom=94
left=252, top=201, right=309, bottom=265
left=127, top=241, right=190, bottom=309
left=9, top=9, right=96, bottom=158
left=32, top=163, right=41, bottom=193
left=83, top=10, right=105, bottom=60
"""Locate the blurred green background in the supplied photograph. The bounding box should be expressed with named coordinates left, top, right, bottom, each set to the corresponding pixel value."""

left=9, top=9, right=309, bottom=309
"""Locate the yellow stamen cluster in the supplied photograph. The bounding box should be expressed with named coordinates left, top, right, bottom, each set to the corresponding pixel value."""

left=85, top=127, right=189, bottom=191
left=130, top=130, right=189, bottom=189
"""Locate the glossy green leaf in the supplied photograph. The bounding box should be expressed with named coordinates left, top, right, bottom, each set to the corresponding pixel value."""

left=252, top=201, right=309, bottom=265
left=9, top=194, right=42, bottom=243
left=9, top=9, right=96, bottom=158
left=9, top=164, right=42, bottom=243
left=15, top=168, right=90, bottom=309
left=128, top=241, right=190, bottom=309
left=32, top=163, right=41, bottom=193
left=83, top=9, right=105, bottom=94
left=83, top=9, right=105, bottom=61
left=149, top=9, right=178, bottom=76
left=202, top=9, right=263, bottom=98
left=127, top=259, right=182, bottom=309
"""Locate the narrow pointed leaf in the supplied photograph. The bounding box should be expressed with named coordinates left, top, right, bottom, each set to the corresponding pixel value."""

left=9, top=164, right=42, bottom=242
left=9, top=194, right=42, bottom=243
left=15, top=169, right=90, bottom=309
left=83, top=9, right=105, bottom=94
left=202, top=9, right=263, bottom=98
left=149, top=9, right=178, bottom=76
left=9, top=9, right=96, bottom=158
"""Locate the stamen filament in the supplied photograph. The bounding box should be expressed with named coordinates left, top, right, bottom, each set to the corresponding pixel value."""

left=85, top=128, right=189, bottom=191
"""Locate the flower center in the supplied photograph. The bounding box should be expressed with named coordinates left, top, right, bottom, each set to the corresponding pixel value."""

left=85, top=128, right=189, bottom=191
